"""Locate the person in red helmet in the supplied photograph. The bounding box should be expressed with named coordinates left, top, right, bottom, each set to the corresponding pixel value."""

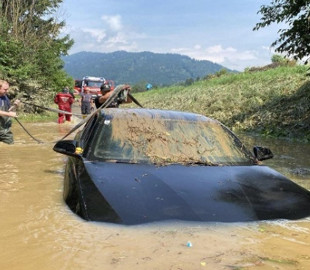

left=54, top=87, right=74, bottom=123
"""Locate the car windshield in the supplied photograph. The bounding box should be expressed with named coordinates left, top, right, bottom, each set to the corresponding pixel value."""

left=85, top=81, right=103, bottom=87
left=91, top=115, right=254, bottom=166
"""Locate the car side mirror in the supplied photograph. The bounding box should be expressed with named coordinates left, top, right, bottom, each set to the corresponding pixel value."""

left=253, top=146, right=273, bottom=161
left=53, top=140, right=81, bottom=158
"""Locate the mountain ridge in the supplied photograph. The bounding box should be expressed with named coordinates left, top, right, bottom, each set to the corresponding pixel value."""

left=63, top=51, right=233, bottom=85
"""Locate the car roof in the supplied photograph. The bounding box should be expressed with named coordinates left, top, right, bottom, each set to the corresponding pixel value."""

left=99, top=108, right=218, bottom=123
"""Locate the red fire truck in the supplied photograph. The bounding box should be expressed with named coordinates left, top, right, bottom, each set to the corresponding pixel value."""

left=74, top=76, right=115, bottom=98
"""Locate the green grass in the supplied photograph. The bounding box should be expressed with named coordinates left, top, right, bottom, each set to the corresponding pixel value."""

left=128, top=65, right=310, bottom=141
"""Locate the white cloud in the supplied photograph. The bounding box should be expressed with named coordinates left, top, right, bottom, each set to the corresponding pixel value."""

left=106, top=33, right=128, bottom=46
left=171, top=44, right=262, bottom=70
left=101, top=15, right=123, bottom=31
left=81, top=28, right=106, bottom=42
left=201, top=45, right=256, bottom=63
left=262, top=45, right=272, bottom=51
left=63, top=13, right=142, bottom=53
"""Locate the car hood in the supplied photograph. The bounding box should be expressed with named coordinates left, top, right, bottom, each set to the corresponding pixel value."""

left=82, top=161, right=310, bottom=225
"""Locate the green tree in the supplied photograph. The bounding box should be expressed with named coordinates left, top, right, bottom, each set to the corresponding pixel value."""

left=0, top=0, right=73, bottom=93
left=271, top=54, right=286, bottom=63
left=254, top=0, right=310, bottom=63
left=184, top=78, right=194, bottom=86
left=132, top=80, right=148, bottom=92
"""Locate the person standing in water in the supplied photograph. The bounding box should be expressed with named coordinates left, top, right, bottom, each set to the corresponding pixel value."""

left=80, top=87, right=93, bottom=116
left=0, top=80, right=20, bottom=144
left=54, top=87, right=74, bottom=123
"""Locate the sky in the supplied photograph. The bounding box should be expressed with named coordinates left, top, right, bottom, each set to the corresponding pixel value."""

left=60, top=0, right=281, bottom=71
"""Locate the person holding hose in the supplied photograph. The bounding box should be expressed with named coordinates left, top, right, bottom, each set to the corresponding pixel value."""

left=0, top=80, right=20, bottom=144
left=94, top=82, right=132, bottom=108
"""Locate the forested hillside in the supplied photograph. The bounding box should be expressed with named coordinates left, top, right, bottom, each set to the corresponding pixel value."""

left=63, top=51, right=231, bottom=85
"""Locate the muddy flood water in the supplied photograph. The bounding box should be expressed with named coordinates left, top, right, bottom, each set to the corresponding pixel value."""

left=1, top=118, right=310, bottom=270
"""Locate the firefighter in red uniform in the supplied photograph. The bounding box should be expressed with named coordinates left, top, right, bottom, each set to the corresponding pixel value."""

left=54, top=87, right=74, bottom=123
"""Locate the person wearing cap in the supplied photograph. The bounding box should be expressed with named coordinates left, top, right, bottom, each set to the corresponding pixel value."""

left=54, top=86, right=74, bottom=123
left=94, top=82, right=132, bottom=109
left=0, top=80, right=20, bottom=144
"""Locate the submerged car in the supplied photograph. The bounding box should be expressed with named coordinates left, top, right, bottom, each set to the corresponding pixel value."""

left=53, top=108, right=310, bottom=225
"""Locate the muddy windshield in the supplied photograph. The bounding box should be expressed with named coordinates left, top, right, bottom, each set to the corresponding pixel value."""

left=91, top=116, right=253, bottom=166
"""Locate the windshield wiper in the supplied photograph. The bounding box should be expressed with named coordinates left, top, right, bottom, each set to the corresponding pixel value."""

left=186, top=161, right=220, bottom=166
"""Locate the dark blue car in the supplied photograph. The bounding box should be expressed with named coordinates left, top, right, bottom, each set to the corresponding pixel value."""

left=53, top=108, right=310, bottom=225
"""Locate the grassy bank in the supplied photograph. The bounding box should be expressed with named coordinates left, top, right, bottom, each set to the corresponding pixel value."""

left=129, top=65, right=310, bottom=141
